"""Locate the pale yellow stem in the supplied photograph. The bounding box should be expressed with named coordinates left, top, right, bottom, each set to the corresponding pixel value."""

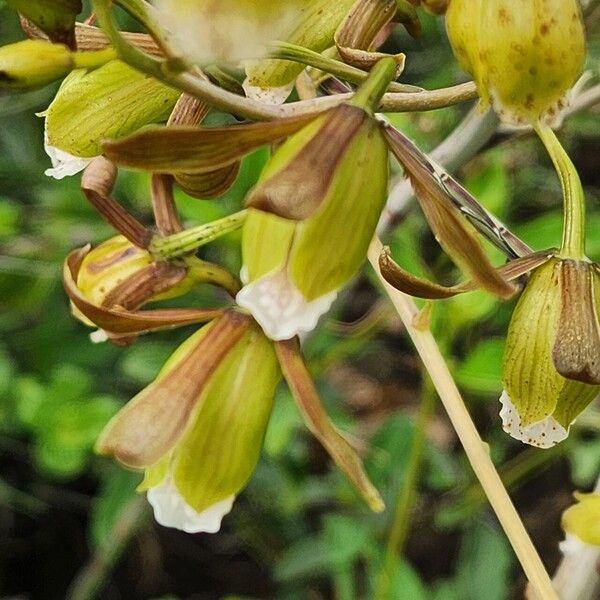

left=368, top=237, right=558, bottom=600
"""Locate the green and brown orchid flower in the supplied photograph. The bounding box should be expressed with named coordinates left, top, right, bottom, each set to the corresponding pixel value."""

left=63, top=156, right=383, bottom=533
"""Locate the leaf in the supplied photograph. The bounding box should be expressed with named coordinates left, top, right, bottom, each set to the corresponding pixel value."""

left=323, top=514, right=373, bottom=569
left=275, top=536, right=331, bottom=582
left=456, top=521, right=512, bottom=600
left=90, top=468, right=142, bottom=548
left=455, top=338, right=504, bottom=395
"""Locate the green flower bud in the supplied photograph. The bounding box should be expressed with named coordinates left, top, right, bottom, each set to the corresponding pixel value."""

left=0, top=40, right=74, bottom=92
left=501, top=257, right=600, bottom=448
left=44, top=60, right=180, bottom=178
left=237, top=104, right=389, bottom=339
left=98, top=312, right=280, bottom=533
left=446, top=0, right=586, bottom=124
left=72, top=235, right=193, bottom=330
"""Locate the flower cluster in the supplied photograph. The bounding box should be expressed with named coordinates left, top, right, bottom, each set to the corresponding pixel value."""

left=1, top=0, right=596, bottom=537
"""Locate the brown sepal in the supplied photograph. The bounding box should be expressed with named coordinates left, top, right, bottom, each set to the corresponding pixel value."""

left=101, top=113, right=315, bottom=174
left=379, top=246, right=554, bottom=299
left=246, top=104, right=367, bottom=220
left=276, top=337, right=384, bottom=513
left=553, top=260, right=600, bottom=384
left=96, top=310, right=252, bottom=468
left=175, top=163, right=241, bottom=200
left=383, top=125, right=517, bottom=300
left=82, top=158, right=152, bottom=249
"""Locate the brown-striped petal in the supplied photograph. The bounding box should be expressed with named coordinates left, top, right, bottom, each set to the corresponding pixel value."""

left=64, top=247, right=222, bottom=336
left=246, top=104, right=371, bottom=220
left=276, top=337, right=384, bottom=513
left=335, top=0, right=407, bottom=73
left=101, top=113, right=314, bottom=174
left=383, top=124, right=516, bottom=300
left=96, top=311, right=251, bottom=468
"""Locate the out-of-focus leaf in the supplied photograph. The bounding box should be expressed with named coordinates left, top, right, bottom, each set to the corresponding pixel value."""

left=90, top=468, right=142, bottom=548
left=464, top=153, right=509, bottom=218
left=0, top=198, right=19, bottom=237
left=374, top=560, right=429, bottom=600
left=455, top=338, right=504, bottom=395
left=456, top=521, right=512, bottom=600
left=119, top=341, right=174, bottom=386
left=263, top=388, right=302, bottom=458
left=323, top=514, right=373, bottom=569
left=569, top=439, right=600, bottom=487
left=275, top=536, right=331, bottom=582
left=425, top=444, right=461, bottom=491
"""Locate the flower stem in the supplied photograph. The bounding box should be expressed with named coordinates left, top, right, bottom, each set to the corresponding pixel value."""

left=72, top=47, right=117, bottom=69
left=375, top=376, right=437, bottom=600
left=149, top=210, right=248, bottom=260
left=535, top=122, right=587, bottom=260
left=368, top=237, right=558, bottom=600
left=93, top=0, right=476, bottom=121
left=348, top=57, right=400, bottom=115
left=268, top=41, right=419, bottom=94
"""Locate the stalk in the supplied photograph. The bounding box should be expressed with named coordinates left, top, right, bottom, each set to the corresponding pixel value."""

left=368, top=237, right=558, bottom=600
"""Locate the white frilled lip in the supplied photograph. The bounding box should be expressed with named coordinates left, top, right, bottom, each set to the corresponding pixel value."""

left=236, top=268, right=337, bottom=341
left=242, top=79, right=295, bottom=106
left=499, top=390, right=568, bottom=449
left=559, top=532, right=592, bottom=557
left=44, top=127, right=94, bottom=179
left=147, top=475, right=235, bottom=534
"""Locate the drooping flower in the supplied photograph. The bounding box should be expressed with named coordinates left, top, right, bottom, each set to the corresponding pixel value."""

left=446, top=0, right=586, bottom=125
left=43, top=60, right=180, bottom=178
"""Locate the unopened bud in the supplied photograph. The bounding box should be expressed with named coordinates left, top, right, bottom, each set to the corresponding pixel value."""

left=446, top=0, right=586, bottom=124
left=0, top=40, right=74, bottom=91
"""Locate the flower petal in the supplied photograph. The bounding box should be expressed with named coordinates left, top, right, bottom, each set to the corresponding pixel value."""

left=147, top=475, right=234, bottom=534
left=101, top=114, right=313, bottom=174
left=236, top=268, right=337, bottom=340
left=276, top=338, right=384, bottom=512
left=96, top=312, right=251, bottom=468
left=44, top=125, right=93, bottom=179
left=499, top=390, right=568, bottom=448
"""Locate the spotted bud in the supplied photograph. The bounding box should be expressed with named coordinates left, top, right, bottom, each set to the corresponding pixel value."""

left=446, top=0, right=586, bottom=124
left=501, top=257, right=600, bottom=448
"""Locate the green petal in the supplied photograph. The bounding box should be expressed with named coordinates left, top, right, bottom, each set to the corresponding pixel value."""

left=46, top=60, right=180, bottom=157
left=172, top=325, right=281, bottom=513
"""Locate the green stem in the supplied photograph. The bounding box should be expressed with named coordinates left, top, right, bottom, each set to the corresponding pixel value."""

left=348, top=57, right=399, bottom=115
left=66, top=496, right=150, bottom=600
left=268, top=41, right=419, bottom=94
left=72, top=47, right=117, bottom=69
left=535, top=122, right=587, bottom=259
left=374, top=377, right=437, bottom=600
left=149, top=210, right=247, bottom=260
left=93, top=0, right=478, bottom=120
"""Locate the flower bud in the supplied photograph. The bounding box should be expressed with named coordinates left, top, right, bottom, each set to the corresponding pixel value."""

left=44, top=60, right=180, bottom=178
left=501, top=258, right=600, bottom=448
left=72, top=235, right=192, bottom=328
left=446, top=0, right=586, bottom=124
left=98, top=312, right=281, bottom=533
left=236, top=103, right=389, bottom=340
left=0, top=40, right=74, bottom=92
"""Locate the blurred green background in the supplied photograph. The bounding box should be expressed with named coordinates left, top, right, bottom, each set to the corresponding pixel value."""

left=1, top=3, right=600, bottom=599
